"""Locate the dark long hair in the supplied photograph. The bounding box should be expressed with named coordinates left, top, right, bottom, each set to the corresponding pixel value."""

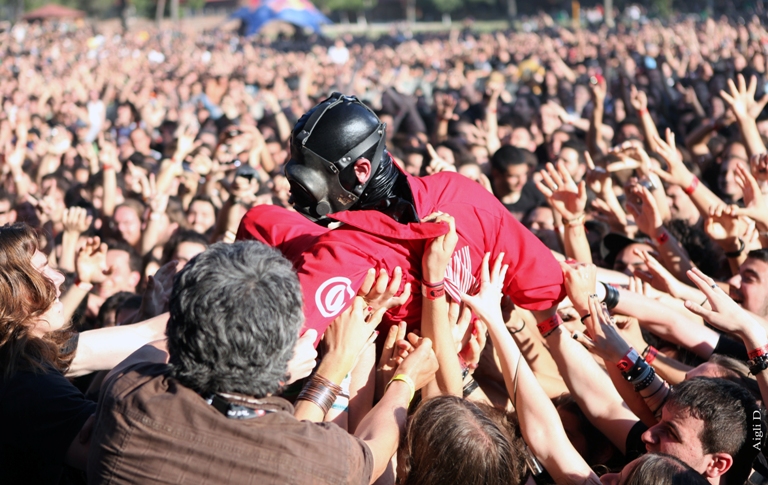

left=399, top=396, right=527, bottom=485
left=0, top=224, right=72, bottom=381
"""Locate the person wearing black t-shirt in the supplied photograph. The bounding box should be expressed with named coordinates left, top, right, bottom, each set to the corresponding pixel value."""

left=490, top=145, right=546, bottom=220
left=0, top=224, right=96, bottom=485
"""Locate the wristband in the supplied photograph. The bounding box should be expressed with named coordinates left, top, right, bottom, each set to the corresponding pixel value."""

left=462, top=378, right=480, bottom=398
left=749, top=355, right=768, bottom=375
left=422, top=280, right=445, bottom=287
left=724, top=238, right=746, bottom=259
left=617, top=348, right=640, bottom=373
left=643, top=346, right=658, bottom=364
left=102, top=164, right=114, bottom=171
left=748, top=344, right=768, bottom=361
left=633, top=365, right=656, bottom=391
left=422, top=284, right=446, bottom=300
left=683, top=176, right=699, bottom=195
left=655, top=230, right=669, bottom=245
left=73, top=277, right=93, bottom=290
left=149, top=212, right=162, bottom=221
left=638, top=107, right=649, bottom=116
left=537, top=314, right=563, bottom=337
left=564, top=213, right=585, bottom=227
left=386, top=373, right=416, bottom=402
left=601, top=282, right=620, bottom=310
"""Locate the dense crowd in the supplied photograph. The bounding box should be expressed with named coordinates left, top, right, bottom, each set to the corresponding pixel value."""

left=2, top=9, right=768, bottom=485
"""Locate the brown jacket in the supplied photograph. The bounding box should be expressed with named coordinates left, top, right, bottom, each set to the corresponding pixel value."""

left=88, top=362, right=373, bottom=485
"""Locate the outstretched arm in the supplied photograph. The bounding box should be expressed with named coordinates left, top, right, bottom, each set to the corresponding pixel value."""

left=463, top=254, right=600, bottom=483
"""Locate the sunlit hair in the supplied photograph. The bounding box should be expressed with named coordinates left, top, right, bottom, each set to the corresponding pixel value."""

left=0, top=223, right=72, bottom=380
left=399, top=396, right=526, bottom=485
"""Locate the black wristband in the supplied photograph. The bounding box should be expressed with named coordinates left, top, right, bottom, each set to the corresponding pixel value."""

left=725, top=238, right=746, bottom=258
left=602, top=282, right=620, bottom=310
left=623, top=356, right=650, bottom=382
left=749, top=355, right=768, bottom=375
left=633, top=365, right=656, bottom=392
left=463, top=378, right=480, bottom=398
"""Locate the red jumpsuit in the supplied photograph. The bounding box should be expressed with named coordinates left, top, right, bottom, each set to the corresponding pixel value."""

left=237, top=171, right=565, bottom=338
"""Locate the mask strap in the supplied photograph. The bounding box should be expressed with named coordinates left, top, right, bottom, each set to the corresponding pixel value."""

left=296, top=93, right=345, bottom=146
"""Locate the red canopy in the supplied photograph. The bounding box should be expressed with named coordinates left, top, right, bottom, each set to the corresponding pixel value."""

left=22, top=4, right=85, bottom=21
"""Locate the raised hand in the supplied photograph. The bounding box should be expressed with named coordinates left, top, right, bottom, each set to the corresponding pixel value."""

left=733, top=162, right=768, bottom=228
left=589, top=74, right=607, bottom=106
left=632, top=249, right=685, bottom=298
left=625, top=184, right=662, bottom=237
left=720, top=74, right=768, bottom=121
left=684, top=268, right=765, bottom=341
left=425, top=144, right=457, bottom=174
left=573, top=293, right=632, bottom=364
left=584, top=151, right=611, bottom=195
left=558, top=260, right=597, bottom=312
left=422, top=212, right=459, bottom=282
left=651, top=128, right=694, bottom=188
left=629, top=85, right=648, bottom=112
left=357, top=267, right=412, bottom=314
left=461, top=252, right=508, bottom=328
left=138, top=260, right=178, bottom=319
left=62, top=207, right=93, bottom=235
left=286, top=329, right=319, bottom=385
left=534, top=161, right=587, bottom=222
left=146, top=173, right=169, bottom=218
left=76, top=237, right=108, bottom=285
left=375, top=322, right=414, bottom=399
left=749, top=152, right=768, bottom=184
left=704, top=204, right=748, bottom=249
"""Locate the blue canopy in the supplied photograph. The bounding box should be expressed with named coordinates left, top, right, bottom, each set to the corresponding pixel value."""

left=231, top=0, right=331, bottom=36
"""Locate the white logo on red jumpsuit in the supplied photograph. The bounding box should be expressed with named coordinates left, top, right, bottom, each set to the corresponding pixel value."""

left=315, top=276, right=355, bottom=318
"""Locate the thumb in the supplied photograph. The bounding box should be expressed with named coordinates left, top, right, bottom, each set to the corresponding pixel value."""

left=299, top=329, right=318, bottom=344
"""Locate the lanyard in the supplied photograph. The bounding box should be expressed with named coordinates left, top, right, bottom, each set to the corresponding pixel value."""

left=204, top=393, right=275, bottom=420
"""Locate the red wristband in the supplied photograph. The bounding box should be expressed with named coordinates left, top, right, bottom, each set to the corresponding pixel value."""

left=655, top=230, right=669, bottom=245
left=422, top=280, right=445, bottom=288
left=422, top=284, right=445, bottom=300
left=617, top=348, right=640, bottom=373
left=748, top=344, right=768, bottom=360
left=638, top=107, right=649, bottom=116
left=73, top=277, right=92, bottom=289
left=537, top=314, right=563, bottom=337
left=683, top=176, right=699, bottom=195
left=644, top=346, right=658, bottom=364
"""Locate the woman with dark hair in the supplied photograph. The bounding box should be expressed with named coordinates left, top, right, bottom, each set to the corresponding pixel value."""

left=0, top=223, right=96, bottom=484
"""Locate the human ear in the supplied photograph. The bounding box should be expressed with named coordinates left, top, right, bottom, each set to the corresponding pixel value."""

left=703, top=453, right=733, bottom=478
left=353, top=158, right=372, bottom=185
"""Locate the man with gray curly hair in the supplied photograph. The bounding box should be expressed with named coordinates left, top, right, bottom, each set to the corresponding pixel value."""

left=87, top=241, right=437, bottom=485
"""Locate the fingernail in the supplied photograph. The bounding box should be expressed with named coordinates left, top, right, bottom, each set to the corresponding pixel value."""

left=395, top=267, right=401, bottom=273
left=367, top=306, right=373, bottom=313
left=572, top=332, right=580, bottom=340
left=374, top=331, right=379, bottom=337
